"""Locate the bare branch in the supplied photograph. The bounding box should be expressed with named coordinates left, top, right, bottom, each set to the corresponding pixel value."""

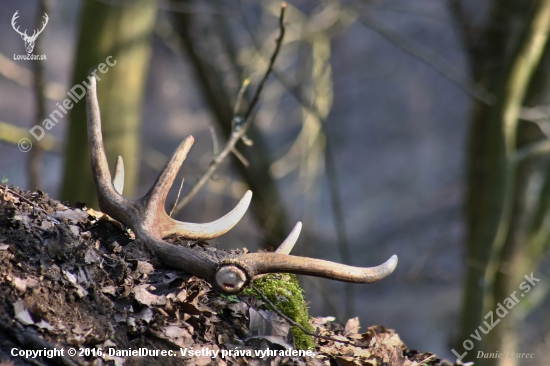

left=357, top=12, right=494, bottom=105
left=171, top=2, right=287, bottom=215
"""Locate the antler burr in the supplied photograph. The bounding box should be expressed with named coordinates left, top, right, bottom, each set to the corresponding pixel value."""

left=86, top=77, right=398, bottom=293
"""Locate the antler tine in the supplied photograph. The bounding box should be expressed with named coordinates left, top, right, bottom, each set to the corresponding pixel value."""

left=241, top=253, right=397, bottom=283
left=142, top=136, right=194, bottom=214
left=252, top=221, right=302, bottom=280
left=87, top=77, right=133, bottom=224
left=161, top=191, right=253, bottom=240
left=275, top=221, right=301, bottom=255
left=113, top=156, right=124, bottom=195
left=87, top=77, right=397, bottom=296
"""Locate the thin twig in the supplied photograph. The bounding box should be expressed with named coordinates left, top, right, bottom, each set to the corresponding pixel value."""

left=171, top=2, right=287, bottom=215
left=208, top=125, right=220, bottom=156
left=237, top=2, right=355, bottom=318
left=419, top=354, right=436, bottom=364
left=0, top=183, right=38, bottom=207
left=357, top=12, right=494, bottom=105
left=233, top=77, right=250, bottom=115
left=231, top=147, right=249, bottom=167
left=250, top=284, right=358, bottom=346
left=169, top=178, right=184, bottom=217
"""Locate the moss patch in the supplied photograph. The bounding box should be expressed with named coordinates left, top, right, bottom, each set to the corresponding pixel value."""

left=244, top=273, right=315, bottom=350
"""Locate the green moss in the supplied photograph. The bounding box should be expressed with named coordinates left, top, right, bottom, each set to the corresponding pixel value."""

left=244, top=273, right=316, bottom=350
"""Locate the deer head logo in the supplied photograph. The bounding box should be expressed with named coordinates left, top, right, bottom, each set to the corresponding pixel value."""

left=11, top=11, right=49, bottom=54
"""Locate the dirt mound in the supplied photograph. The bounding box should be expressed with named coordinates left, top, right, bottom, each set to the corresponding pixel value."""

left=0, top=184, right=461, bottom=366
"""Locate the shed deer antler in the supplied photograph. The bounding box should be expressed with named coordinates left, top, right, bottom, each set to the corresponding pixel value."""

left=86, top=77, right=398, bottom=293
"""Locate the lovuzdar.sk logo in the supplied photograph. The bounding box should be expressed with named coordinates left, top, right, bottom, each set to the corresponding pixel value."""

left=11, top=10, right=48, bottom=61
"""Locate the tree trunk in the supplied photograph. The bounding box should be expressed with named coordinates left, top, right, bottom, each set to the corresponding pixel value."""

left=60, top=0, right=157, bottom=207
left=452, top=0, right=550, bottom=363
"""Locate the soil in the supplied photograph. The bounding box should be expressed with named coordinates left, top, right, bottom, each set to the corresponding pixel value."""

left=0, top=184, right=463, bottom=366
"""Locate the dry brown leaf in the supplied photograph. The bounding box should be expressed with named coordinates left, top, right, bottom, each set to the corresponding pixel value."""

left=134, top=284, right=166, bottom=306
left=11, top=276, right=29, bottom=292
left=344, top=317, right=360, bottom=335
left=335, top=355, right=359, bottom=366
left=35, top=320, right=55, bottom=331
left=13, top=299, right=34, bottom=325
left=249, top=308, right=290, bottom=338
left=176, top=288, right=187, bottom=302
left=101, top=285, right=116, bottom=295
left=136, top=261, right=154, bottom=275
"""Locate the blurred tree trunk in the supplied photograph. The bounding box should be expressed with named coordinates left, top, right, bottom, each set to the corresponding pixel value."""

left=167, top=4, right=290, bottom=248
left=60, top=0, right=157, bottom=206
left=450, top=0, right=550, bottom=364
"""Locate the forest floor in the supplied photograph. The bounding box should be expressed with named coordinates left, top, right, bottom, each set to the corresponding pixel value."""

left=0, top=184, right=465, bottom=366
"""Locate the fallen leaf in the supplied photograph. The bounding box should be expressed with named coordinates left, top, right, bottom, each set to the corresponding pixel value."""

left=244, top=335, right=293, bottom=350
left=84, top=248, right=100, bottom=264
left=35, top=320, right=55, bottom=331
left=249, top=308, right=290, bottom=338
left=176, top=289, right=187, bottom=302
left=101, top=285, right=116, bottom=295
left=136, top=307, right=154, bottom=323
left=12, top=215, right=31, bottom=229
left=63, top=270, right=78, bottom=285
left=68, top=225, right=80, bottom=237
left=52, top=209, right=89, bottom=223
left=164, top=325, right=190, bottom=338
left=114, top=313, right=127, bottom=323
left=11, top=277, right=29, bottom=292
left=227, top=301, right=248, bottom=317
left=13, top=299, right=34, bottom=325
left=136, top=261, right=154, bottom=275
left=313, top=316, right=335, bottom=325
left=335, top=355, right=359, bottom=366
left=344, top=317, right=361, bottom=335
left=134, top=284, right=166, bottom=306
left=86, top=208, right=104, bottom=219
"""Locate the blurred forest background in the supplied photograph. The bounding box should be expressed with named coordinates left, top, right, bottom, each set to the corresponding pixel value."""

left=1, top=0, right=550, bottom=365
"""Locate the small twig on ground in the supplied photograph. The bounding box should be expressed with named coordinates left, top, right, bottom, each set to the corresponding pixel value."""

left=171, top=2, right=287, bottom=215
left=419, top=354, right=436, bottom=364
left=0, top=183, right=37, bottom=207
left=250, top=284, right=358, bottom=346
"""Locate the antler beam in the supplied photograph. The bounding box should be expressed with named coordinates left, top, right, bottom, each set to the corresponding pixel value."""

left=86, top=77, right=398, bottom=294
